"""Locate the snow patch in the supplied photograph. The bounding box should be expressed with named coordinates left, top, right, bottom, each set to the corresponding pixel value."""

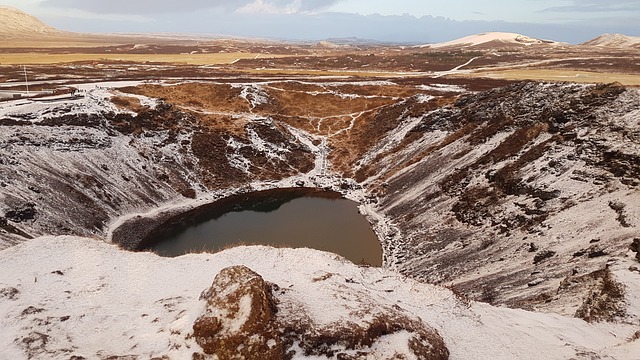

left=417, top=84, right=467, bottom=93
left=421, top=32, right=557, bottom=48
left=234, top=83, right=270, bottom=109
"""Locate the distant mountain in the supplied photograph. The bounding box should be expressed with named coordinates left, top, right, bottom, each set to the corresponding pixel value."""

left=0, top=6, right=60, bottom=38
left=419, top=32, right=560, bottom=50
left=582, top=34, right=640, bottom=49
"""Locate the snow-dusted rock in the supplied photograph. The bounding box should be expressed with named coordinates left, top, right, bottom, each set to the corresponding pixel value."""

left=192, top=265, right=449, bottom=359
left=194, top=265, right=283, bottom=359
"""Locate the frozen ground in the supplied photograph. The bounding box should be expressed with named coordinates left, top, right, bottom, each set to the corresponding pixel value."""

left=1, top=236, right=639, bottom=359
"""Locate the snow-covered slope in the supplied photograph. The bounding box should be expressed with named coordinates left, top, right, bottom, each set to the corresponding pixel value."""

left=0, top=82, right=316, bottom=249
left=0, top=236, right=638, bottom=359
left=0, top=6, right=59, bottom=38
left=421, top=32, right=558, bottom=49
left=582, top=34, right=640, bottom=49
left=357, top=82, right=640, bottom=314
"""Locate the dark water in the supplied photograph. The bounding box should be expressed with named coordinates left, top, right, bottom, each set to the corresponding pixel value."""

left=147, top=190, right=382, bottom=266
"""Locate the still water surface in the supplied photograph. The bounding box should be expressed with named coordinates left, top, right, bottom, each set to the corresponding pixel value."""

left=149, top=193, right=382, bottom=266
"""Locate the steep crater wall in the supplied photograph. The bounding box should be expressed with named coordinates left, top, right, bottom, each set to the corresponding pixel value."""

left=365, top=82, right=639, bottom=315
left=0, top=95, right=314, bottom=248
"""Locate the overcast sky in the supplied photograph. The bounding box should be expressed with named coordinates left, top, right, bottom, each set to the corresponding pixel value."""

left=2, top=0, right=639, bottom=43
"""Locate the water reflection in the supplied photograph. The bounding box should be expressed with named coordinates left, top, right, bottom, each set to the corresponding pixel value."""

left=147, top=190, right=382, bottom=266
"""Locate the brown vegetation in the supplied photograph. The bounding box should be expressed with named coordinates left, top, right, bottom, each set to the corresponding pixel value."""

left=122, top=84, right=249, bottom=116
left=109, top=95, right=143, bottom=112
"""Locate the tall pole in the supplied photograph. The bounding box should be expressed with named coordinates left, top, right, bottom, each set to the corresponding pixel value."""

left=23, top=65, right=29, bottom=95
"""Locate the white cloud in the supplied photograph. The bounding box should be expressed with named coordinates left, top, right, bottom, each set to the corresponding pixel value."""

left=39, top=0, right=341, bottom=15
left=237, top=0, right=300, bottom=15
left=541, top=0, right=640, bottom=13
left=41, top=0, right=246, bottom=14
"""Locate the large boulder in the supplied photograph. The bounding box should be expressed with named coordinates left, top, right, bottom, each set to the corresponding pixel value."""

left=193, top=265, right=283, bottom=359
left=192, top=265, right=449, bottom=360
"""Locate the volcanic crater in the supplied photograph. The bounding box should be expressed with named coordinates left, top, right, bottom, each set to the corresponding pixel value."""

left=1, top=17, right=640, bottom=357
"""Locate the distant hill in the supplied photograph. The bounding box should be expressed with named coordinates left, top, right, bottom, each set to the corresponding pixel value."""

left=316, top=40, right=351, bottom=49
left=0, top=6, right=60, bottom=38
left=582, top=33, right=640, bottom=49
left=0, top=6, right=196, bottom=47
left=419, top=32, right=560, bottom=50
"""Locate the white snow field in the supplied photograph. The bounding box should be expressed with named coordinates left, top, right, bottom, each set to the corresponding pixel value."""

left=0, top=236, right=639, bottom=359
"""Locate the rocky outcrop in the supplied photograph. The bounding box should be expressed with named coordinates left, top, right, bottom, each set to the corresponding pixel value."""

left=193, top=266, right=282, bottom=359
left=192, top=266, right=449, bottom=360
left=630, top=238, right=640, bottom=262
left=570, top=269, right=626, bottom=322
